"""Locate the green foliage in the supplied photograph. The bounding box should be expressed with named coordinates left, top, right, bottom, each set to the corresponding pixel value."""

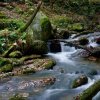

left=52, top=16, right=72, bottom=28
left=0, top=19, right=25, bottom=31
left=0, top=58, right=11, bottom=67
left=0, top=64, right=13, bottom=73
left=0, top=12, right=7, bottom=19
left=68, top=23, right=84, bottom=32
left=9, top=51, right=22, bottom=58
left=23, top=68, right=35, bottom=74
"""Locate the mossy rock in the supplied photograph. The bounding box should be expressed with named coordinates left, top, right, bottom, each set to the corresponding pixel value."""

left=0, top=58, right=11, bottom=67
left=0, top=64, right=13, bottom=73
left=43, top=59, right=56, bottom=69
left=27, top=11, right=52, bottom=41
left=72, top=75, right=88, bottom=88
left=9, top=51, right=22, bottom=58
left=25, top=40, right=48, bottom=55
left=23, top=68, right=35, bottom=74
left=9, top=95, right=26, bottom=100
left=79, top=37, right=89, bottom=45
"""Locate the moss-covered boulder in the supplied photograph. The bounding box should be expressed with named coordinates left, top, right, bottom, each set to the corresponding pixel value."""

left=9, top=51, right=22, bottom=58
left=25, top=40, right=48, bottom=55
left=27, top=11, right=52, bottom=41
left=57, top=29, right=70, bottom=39
left=0, top=64, right=13, bottom=73
left=72, top=75, right=88, bottom=88
left=79, top=37, right=89, bottom=45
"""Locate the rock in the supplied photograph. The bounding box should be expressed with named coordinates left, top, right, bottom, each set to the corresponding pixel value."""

left=72, top=75, right=88, bottom=88
left=32, top=58, right=56, bottom=71
left=9, top=95, right=25, bottom=100
left=49, top=40, right=61, bottom=53
left=31, top=77, right=56, bottom=87
left=96, top=37, right=100, bottom=44
left=22, top=68, right=35, bottom=74
left=78, top=37, right=89, bottom=45
left=9, top=51, right=22, bottom=58
left=57, top=29, right=71, bottom=39
left=0, top=64, right=13, bottom=73
left=27, top=11, right=52, bottom=41
left=75, top=80, right=100, bottom=100
left=20, top=40, right=48, bottom=55
left=32, top=40, right=48, bottom=54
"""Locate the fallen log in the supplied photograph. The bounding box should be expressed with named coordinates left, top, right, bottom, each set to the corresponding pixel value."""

left=75, top=80, right=100, bottom=100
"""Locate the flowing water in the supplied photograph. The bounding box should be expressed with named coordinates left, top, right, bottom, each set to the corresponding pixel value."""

left=0, top=33, right=100, bottom=100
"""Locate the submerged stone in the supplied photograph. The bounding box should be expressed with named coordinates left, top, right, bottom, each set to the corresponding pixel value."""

left=72, top=75, right=88, bottom=88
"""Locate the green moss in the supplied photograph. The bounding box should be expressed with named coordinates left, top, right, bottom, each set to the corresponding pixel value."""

left=32, top=40, right=48, bottom=54
left=52, top=16, right=72, bottom=28
left=9, top=51, right=22, bottom=58
left=43, top=59, right=56, bottom=69
left=72, top=75, right=88, bottom=88
left=23, top=68, right=35, bottom=74
left=40, top=17, right=52, bottom=41
left=9, top=95, right=26, bottom=100
left=0, top=64, right=13, bottom=73
left=75, top=80, right=100, bottom=100
left=68, top=23, right=84, bottom=32
left=0, top=19, right=25, bottom=31
left=0, top=58, right=11, bottom=66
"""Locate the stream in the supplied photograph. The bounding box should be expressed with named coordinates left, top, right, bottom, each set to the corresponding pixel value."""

left=0, top=33, right=100, bottom=100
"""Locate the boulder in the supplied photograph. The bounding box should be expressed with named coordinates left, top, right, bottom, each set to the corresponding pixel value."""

left=79, top=37, right=89, bottom=45
left=27, top=11, right=52, bottom=42
left=25, top=40, right=48, bottom=55
left=49, top=40, right=61, bottom=53
left=96, top=37, right=100, bottom=44
left=72, top=75, right=88, bottom=88
left=57, top=29, right=71, bottom=39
